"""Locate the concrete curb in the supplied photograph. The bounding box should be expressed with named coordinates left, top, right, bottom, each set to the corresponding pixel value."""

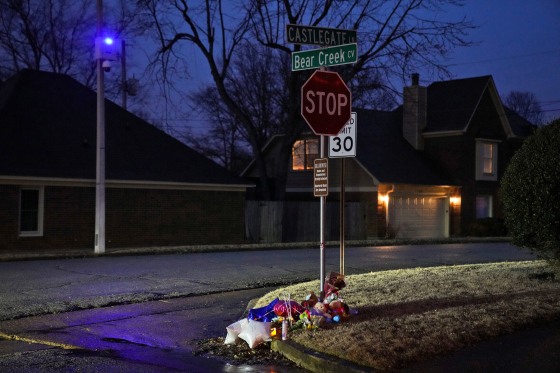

left=271, top=339, right=373, bottom=373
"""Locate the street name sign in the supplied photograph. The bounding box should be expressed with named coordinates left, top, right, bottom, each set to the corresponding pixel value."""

left=329, top=112, right=357, bottom=158
left=292, top=43, right=357, bottom=71
left=301, top=70, right=352, bottom=136
left=286, top=24, right=357, bottom=46
left=314, top=158, right=329, bottom=197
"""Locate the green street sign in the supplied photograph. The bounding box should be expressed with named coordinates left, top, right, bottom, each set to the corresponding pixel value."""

left=291, top=43, right=357, bottom=71
left=286, top=24, right=357, bottom=46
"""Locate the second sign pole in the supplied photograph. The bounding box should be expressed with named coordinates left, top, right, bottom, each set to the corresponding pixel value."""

left=319, top=134, right=326, bottom=300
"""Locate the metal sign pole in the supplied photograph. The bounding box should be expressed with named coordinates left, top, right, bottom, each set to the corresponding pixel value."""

left=319, top=135, right=326, bottom=301
left=340, top=158, right=345, bottom=275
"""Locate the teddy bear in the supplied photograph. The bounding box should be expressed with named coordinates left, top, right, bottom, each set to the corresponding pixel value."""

left=301, top=291, right=318, bottom=309
left=311, top=301, right=332, bottom=320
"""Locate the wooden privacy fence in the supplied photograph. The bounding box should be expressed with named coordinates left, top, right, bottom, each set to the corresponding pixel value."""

left=245, top=200, right=368, bottom=243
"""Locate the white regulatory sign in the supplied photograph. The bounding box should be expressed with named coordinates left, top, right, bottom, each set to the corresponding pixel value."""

left=328, top=112, right=356, bottom=158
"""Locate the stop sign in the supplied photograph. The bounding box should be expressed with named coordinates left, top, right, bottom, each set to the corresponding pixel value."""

left=301, top=70, right=352, bottom=136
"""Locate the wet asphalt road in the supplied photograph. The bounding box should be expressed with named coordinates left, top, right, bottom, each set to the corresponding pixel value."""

left=0, top=243, right=538, bottom=371
left=0, top=243, right=535, bottom=321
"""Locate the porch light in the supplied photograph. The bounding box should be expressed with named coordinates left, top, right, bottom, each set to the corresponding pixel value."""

left=379, top=194, right=389, bottom=204
left=450, top=196, right=461, bottom=206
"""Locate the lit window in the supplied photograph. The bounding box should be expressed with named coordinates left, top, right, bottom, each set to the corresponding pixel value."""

left=20, top=187, right=44, bottom=236
left=483, top=143, right=494, bottom=174
left=292, top=139, right=318, bottom=170
left=475, top=195, right=493, bottom=218
left=476, top=140, right=498, bottom=181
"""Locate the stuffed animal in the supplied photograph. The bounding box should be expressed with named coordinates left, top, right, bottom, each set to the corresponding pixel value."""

left=329, top=300, right=350, bottom=318
left=326, top=271, right=346, bottom=290
left=302, top=291, right=318, bottom=309
left=311, top=301, right=332, bottom=320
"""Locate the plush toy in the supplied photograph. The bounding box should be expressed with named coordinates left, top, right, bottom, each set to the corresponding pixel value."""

left=301, top=291, right=318, bottom=309
left=326, top=271, right=346, bottom=290
left=311, top=301, right=332, bottom=320
left=329, top=300, right=350, bottom=318
left=323, top=285, right=340, bottom=304
left=323, top=272, right=347, bottom=307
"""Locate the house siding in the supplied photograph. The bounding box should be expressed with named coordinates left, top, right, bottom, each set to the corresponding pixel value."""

left=0, top=185, right=245, bottom=252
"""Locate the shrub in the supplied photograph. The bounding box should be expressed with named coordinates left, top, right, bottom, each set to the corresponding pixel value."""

left=500, top=119, right=560, bottom=260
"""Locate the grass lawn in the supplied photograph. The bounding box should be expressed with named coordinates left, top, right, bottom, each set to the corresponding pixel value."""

left=254, top=260, right=560, bottom=370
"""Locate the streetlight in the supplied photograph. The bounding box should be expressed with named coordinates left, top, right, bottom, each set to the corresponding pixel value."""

left=94, top=0, right=106, bottom=254
left=94, top=0, right=117, bottom=254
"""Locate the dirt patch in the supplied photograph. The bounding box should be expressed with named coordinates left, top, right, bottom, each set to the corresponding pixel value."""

left=194, top=336, right=298, bottom=368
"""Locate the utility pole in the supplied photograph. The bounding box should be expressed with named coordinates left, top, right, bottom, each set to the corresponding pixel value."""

left=94, top=0, right=106, bottom=254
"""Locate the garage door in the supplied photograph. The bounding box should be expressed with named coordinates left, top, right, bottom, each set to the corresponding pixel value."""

left=389, top=196, right=447, bottom=239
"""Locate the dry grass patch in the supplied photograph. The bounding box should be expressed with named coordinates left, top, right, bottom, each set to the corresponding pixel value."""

left=255, top=260, right=560, bottom=370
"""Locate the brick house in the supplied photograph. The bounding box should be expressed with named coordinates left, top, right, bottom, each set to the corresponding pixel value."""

left=0, top=70, right=251, bottom=252
left=243, top=74, right=534, bottom=241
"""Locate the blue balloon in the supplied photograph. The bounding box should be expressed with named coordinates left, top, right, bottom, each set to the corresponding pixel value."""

left=247, top=298, right=279, bottom=322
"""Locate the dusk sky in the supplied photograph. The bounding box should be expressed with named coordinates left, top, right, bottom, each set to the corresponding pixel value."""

left=127, top=1, right=560, bottom=127
left=443, top=1, right=560, bottom=121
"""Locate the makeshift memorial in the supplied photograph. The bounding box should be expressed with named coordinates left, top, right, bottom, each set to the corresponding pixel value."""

left=225, top=270, right=356, bottom=348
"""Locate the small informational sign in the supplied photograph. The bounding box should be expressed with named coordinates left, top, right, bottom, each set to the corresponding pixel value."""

left=313, top=158, right=329, bottom=197
left=329, top=112, right=357, bottom=158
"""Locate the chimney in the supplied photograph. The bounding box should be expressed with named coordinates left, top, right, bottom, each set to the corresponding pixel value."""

left=403, top=73, right=427, bottom=150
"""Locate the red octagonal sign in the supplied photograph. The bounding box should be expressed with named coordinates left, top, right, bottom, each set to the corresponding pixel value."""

left=301, top=70, right=352, bottom=136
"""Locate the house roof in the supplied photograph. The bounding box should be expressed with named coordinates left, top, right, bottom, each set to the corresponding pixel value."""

left=426, top=75, right=492, bottom=132
left=425, top=75, right=534, bottom=137
left=355, top=108, right=456, bottom=186
left=0, top=69, right=248, bottom=188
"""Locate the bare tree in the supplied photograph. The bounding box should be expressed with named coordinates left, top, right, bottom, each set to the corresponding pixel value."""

left=184, top=86, right=252, bottom=174
left=0, top=0, right=142, bottom=91
left=0, top=0, right=96, bottom=83
left=185, top=42, right=286, bottom=172
left=139, top=0, right=475, bottom=200
left=504, top=90, right=544, bottom=126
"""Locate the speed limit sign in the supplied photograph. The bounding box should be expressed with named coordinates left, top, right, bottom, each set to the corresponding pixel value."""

left=328, top=112, right=356, bottom=158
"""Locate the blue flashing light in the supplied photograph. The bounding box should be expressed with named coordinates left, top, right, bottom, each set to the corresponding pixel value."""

left=103, top=37, right=114, bottom=46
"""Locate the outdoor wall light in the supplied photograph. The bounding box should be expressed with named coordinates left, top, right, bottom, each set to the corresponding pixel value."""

left=450, top=196, right=461, bottom=206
